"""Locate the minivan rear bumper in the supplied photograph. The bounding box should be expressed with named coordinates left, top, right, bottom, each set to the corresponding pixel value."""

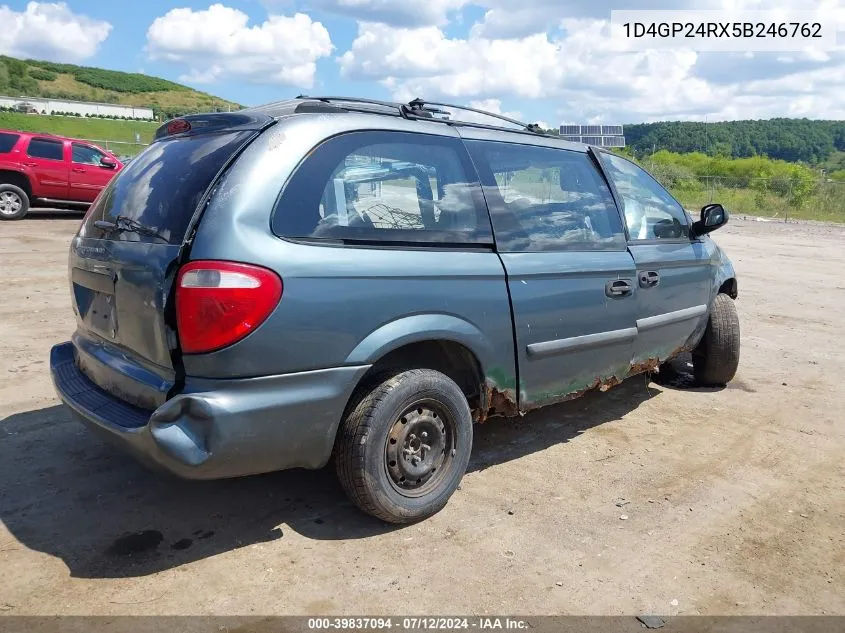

left=50, top=342, right=370, bottom=479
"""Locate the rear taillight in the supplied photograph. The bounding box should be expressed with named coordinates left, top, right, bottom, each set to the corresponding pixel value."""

left=176, top=261, right=282, bottom=354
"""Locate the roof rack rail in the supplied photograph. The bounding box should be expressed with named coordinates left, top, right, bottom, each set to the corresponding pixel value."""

left=403, top=98, right=544, bottom=134
left=278, top=95, right=552, bottom=138
left=295, top=95, right=404, bottom=117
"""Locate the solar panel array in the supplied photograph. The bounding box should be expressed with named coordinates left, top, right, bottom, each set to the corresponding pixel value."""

left=602, top=136, right=626, bottom=147
left=558, top=124, right=625, bottom=148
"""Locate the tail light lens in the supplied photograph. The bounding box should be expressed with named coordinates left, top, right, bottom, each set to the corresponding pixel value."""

left=166, top=119, right=191, bottom=135
left=176, top=261, right=282, bottom=354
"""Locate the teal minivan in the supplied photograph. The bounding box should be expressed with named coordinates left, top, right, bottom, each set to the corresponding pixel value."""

left=50, top=97, right=739, bottom=524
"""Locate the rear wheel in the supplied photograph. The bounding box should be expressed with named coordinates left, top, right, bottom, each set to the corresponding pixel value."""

left=693, top=293, right=740, bottom=386
left=335, top=369, right=472, bottom=524
left=0, top=184, right=29, bottom=220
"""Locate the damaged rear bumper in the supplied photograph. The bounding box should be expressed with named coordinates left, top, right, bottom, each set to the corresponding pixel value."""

left=49, top=341, right=370, bottom=479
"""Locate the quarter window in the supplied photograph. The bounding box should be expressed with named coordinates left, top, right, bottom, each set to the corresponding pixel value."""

left=27, top=138, right=64, bottom=161
left=72, top=143, right=106, bottom=166
left=273, top=131, right=491, bottom=245
left=466, top=140, right=626, bottom=252
left=0, top=132, right=19, bottom=153
left=601, top=153, right=689, bottom=240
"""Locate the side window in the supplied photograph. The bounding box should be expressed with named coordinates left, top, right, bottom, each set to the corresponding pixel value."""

left=466, top=140, right=626, bottom=252
left=27, top=138, right=64, bottom=161
left=602, top=153, right=689, bottom=240
left=0, top=132, right=20, bottom=153
left=72, top=143, right=105, bottom=165
left=273, top=131, right=491, bottom=245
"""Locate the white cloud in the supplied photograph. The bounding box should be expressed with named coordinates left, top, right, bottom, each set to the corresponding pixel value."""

left=146, top=3, right=333, bottom=87
left=0, top=2, right=111, bottom=62
left=337, top=0, right=845, bottom=123
left=468, top=99, right=521, bottom=120
left=470, top=8, right=554, bottom=39
left=339, top=19, right=703, bottom=113
left=339, top=23, right=563, bottom=100
left=312, top=0, right=465, bottom=27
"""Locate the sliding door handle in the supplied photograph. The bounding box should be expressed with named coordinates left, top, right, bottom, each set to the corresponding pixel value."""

left=606, top=279, right=633, bottom=298
left=639, top=270, right=660, bottom=288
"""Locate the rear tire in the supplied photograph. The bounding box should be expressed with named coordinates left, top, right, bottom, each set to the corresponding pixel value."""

left=693, top=293, right=740, bottom=386
left=335, top=369, right=472, bottom=524
left=0, top=184, right=29, bottom=220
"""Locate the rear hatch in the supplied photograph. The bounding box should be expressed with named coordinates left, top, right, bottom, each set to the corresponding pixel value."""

left=70, top=122, right=263, bottom=410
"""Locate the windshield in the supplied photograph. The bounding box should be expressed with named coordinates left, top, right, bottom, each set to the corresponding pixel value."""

left=80, top=131, right=252, bottom=244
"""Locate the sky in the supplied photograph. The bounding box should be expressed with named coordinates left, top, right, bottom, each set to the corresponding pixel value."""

left=1, top=0, right=844, bottom=126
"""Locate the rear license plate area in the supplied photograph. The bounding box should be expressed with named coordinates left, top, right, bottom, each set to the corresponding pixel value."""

left=72, top=267, right=117, bottom=339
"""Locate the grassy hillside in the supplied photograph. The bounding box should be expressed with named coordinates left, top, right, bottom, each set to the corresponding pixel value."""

left=0, top=112, right=159, bottom=157
left=0, top=55, right=240, bottom=119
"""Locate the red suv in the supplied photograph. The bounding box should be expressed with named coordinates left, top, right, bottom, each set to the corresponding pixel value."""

left=0, top=129, right=123, bottom=220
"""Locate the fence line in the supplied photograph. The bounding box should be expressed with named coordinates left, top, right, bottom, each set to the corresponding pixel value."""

left=76, top=138, right=149, bottom=158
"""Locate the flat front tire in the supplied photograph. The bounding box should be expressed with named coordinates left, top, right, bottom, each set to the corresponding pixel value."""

left=0, top=184, right=29, bottom=220
left=335, top=369, right=473, bottom=524
left=693, top=293, right=740, bottom=386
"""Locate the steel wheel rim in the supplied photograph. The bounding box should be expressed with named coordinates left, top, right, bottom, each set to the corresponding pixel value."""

left=384, top=399, right=456, bottom=498
left=0, top=191, right=22, bottom=216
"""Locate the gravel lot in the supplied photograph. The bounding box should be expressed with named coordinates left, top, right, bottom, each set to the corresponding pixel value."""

left=0, top=215, right=843, bottom=616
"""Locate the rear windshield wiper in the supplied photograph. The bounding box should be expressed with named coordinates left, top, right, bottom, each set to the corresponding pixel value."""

left=94, top=216, right=169, bottom=243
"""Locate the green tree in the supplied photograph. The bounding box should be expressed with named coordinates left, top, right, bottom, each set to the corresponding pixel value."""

left=623, top=118, right=839, bottom=164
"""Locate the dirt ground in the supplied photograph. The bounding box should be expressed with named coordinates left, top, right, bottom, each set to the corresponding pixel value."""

left=0, top=211, right=843, bottom=616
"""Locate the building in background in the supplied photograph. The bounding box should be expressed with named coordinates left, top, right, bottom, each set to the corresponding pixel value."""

left=0, top=95, right=153, bottom=120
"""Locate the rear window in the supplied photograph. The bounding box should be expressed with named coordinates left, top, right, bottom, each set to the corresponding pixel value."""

left=80, top=131, right=251, bottom=244
left=0, top=132, right=19, bottom=153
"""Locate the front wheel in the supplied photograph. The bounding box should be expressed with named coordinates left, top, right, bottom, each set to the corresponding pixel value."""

left=0, top=184, right=30, bottom=220
left=335, top=369, right=473, bottom=524
left=693, top=293, right=740, bottom=386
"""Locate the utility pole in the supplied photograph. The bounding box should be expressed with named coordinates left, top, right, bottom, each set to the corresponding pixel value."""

left=704, top=114, right=711, bottom=201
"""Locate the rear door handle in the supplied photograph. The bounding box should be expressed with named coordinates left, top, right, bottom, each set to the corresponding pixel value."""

left=639, top=270, right=660, bottom=288
left=605, top=279, right=633, bottom=298
left=23, top=161, right=37, bottom=167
